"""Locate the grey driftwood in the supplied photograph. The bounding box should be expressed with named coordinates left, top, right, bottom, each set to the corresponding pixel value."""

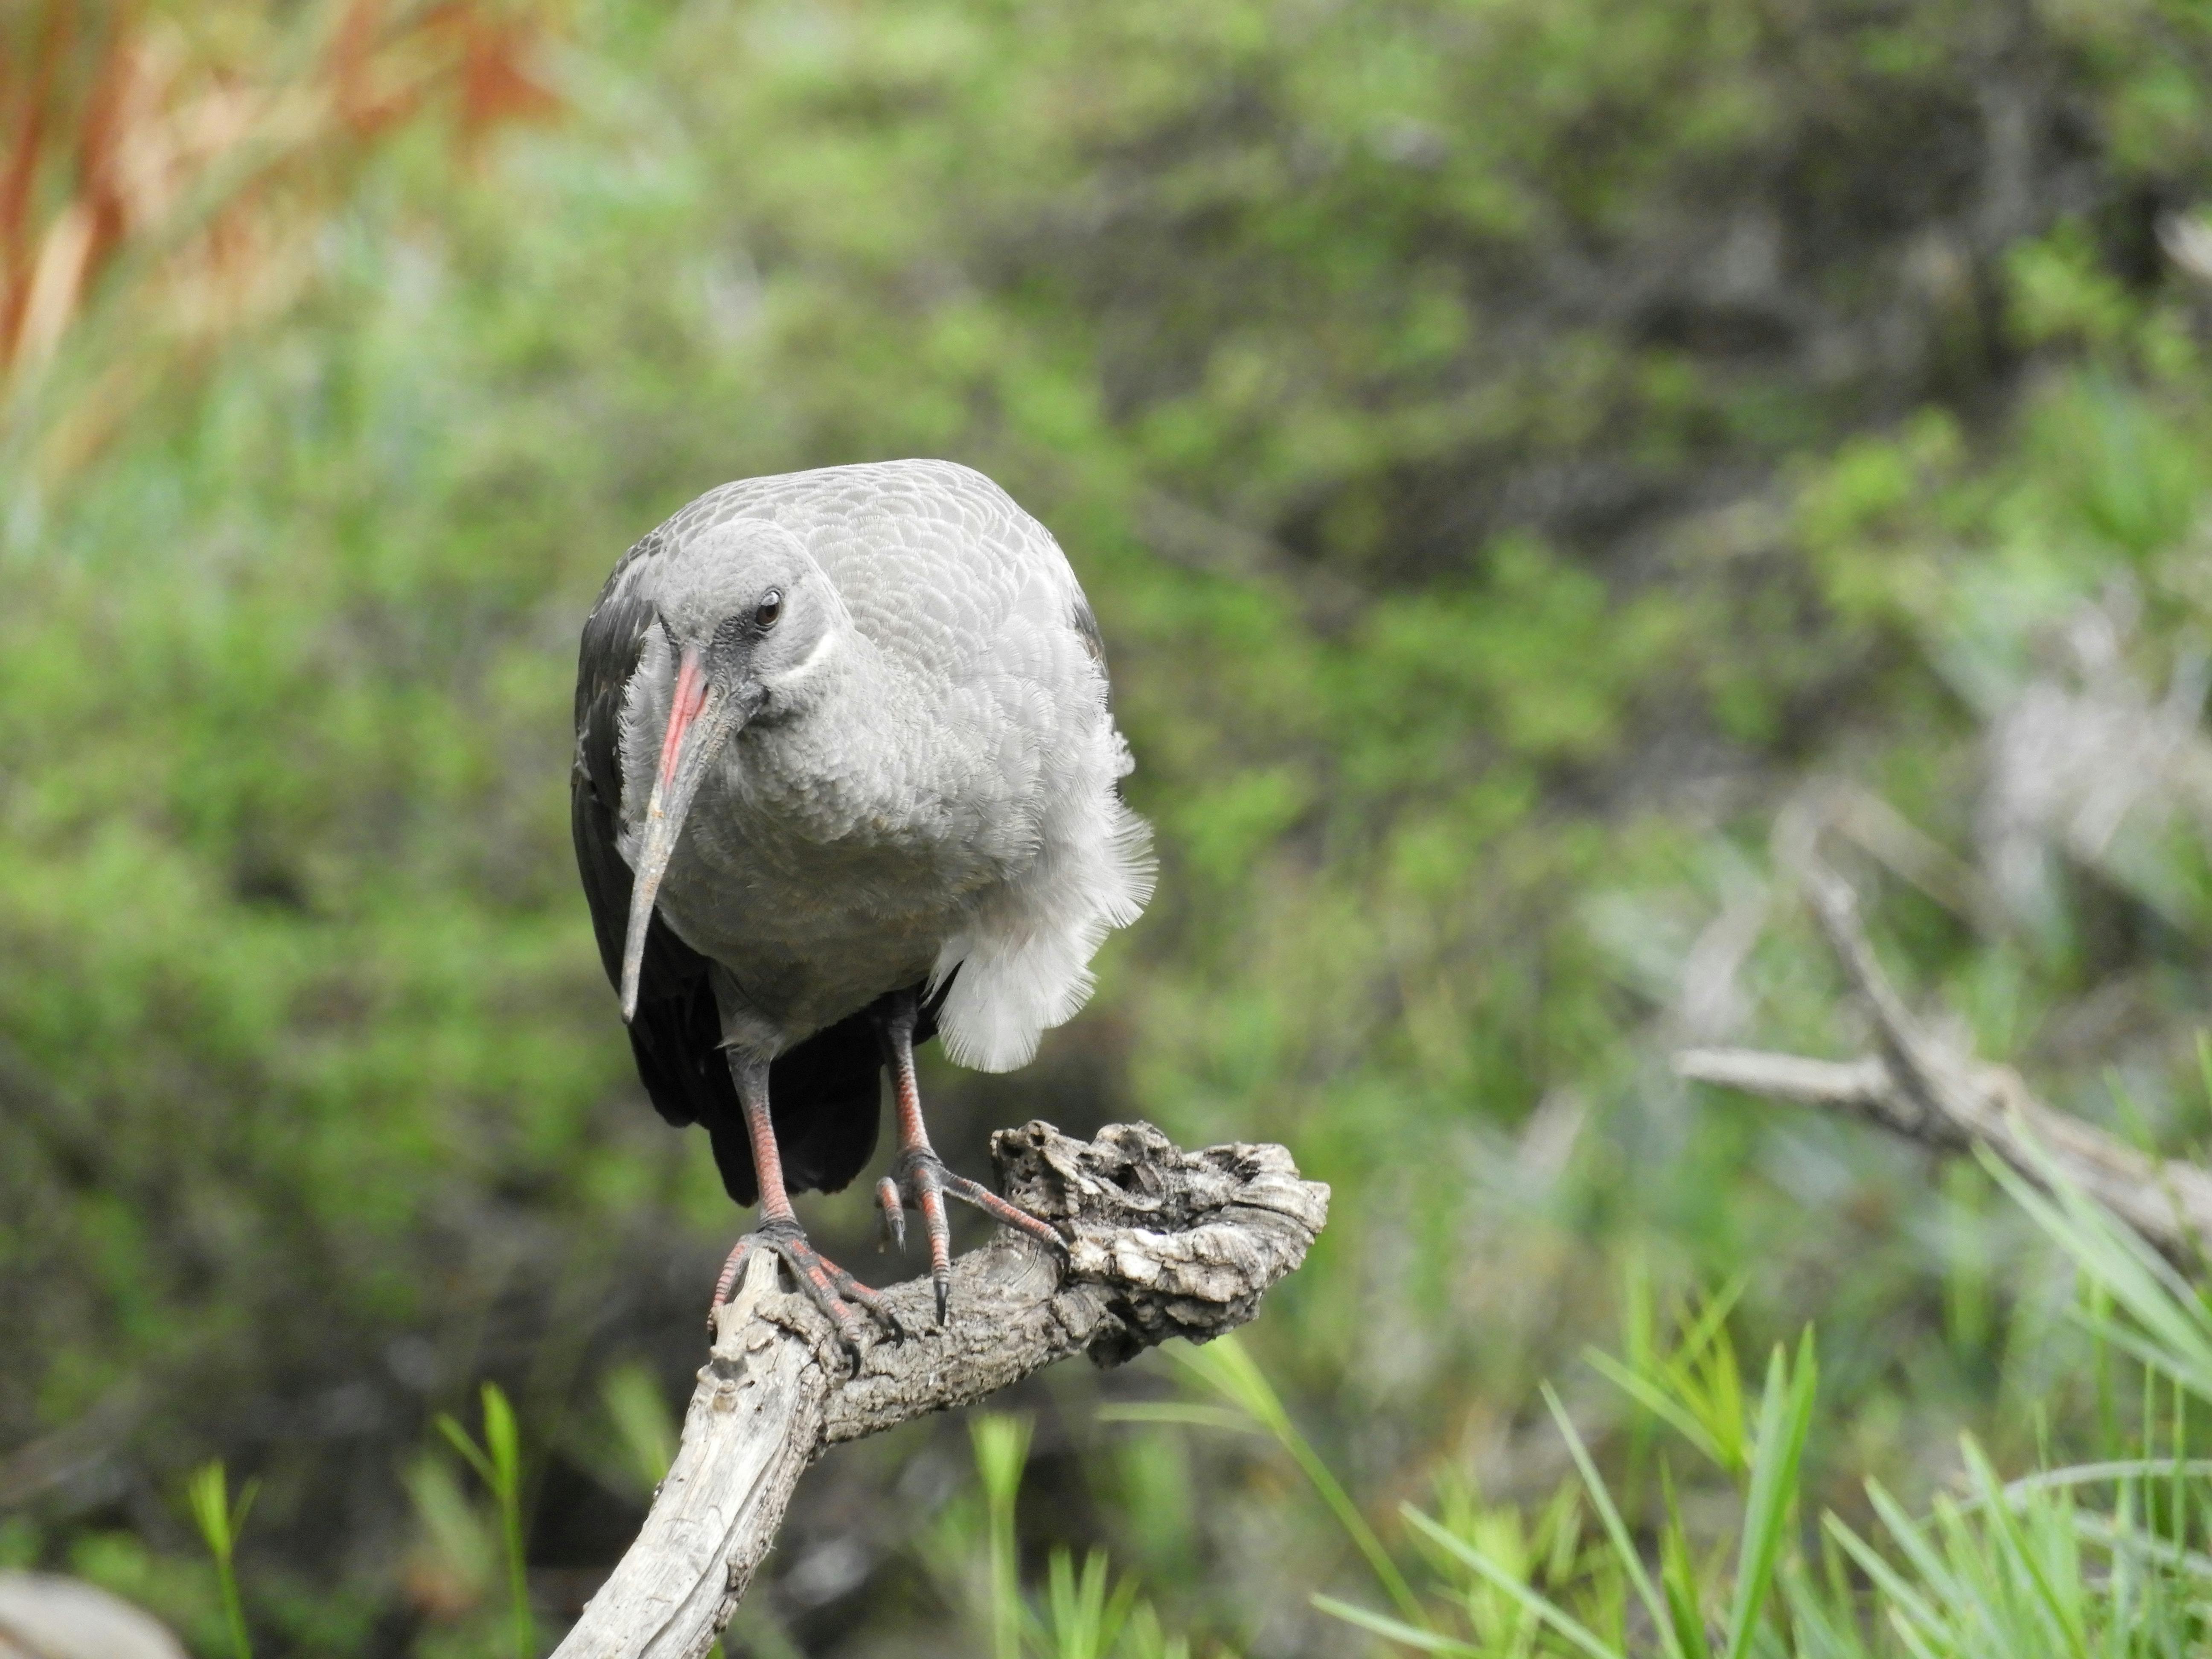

left=1676, top=857, right=2212, bottom=1263
left=551, top=1120, right=1329, bottom=1659
left=0, top=1574, right=187, bottom=1659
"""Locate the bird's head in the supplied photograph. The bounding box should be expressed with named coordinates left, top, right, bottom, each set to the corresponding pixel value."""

left=617, top=520, right=845, bottom=1020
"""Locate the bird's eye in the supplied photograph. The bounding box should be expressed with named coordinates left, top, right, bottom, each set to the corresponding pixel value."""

left=755, top=590, right=783, bottom=629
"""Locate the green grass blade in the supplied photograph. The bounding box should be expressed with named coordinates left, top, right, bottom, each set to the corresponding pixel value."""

left=1776, top=1557, right=1860, bottom=1659
left=1822, top=1511, right=1945, bottom=1640
left=435, top=1414, right=498, bottom=1488
left=474, top=1385, right=533, bottom=1659
left=1541, top=1382, right=1681, bottom=1659
left=186, top=1462, right=233, bottom=1561
left=1991, top=1459, right=2212, bottom=1503
left=186, top=1460, right=255, bottom=1659
left=2070, top=1313, right=2212, bottom=1407
left=1671, top=1278, right=1752, bottom=1376
left=1583, top=1347, right=1729, bottom=1468
left=599, top=1362, right=679, bottom=1495
left=1881, top=1605, right=1946, bottom=1659
left=1959, top=1436, right=2087, bottom=1659
left=2067, top=1510, right=2212, bottom=1578
left=1658, top=1474, right=1713, bottom=1659
left=1982, top=1149, right=2212, bottom=1400
left=483, top=1383, right=521, bottom=1496
left=1400, top=1506, right=1632, bottom=1659
left=1094, top=1403, right=1269, bottom=1436
left=1175, top=1336, right=1427, bottom=1627
left=972, top=1414, right=1032, bottom=1659
left=1722, top=1333, right=1817, bottom=1659
left=1310, top=1595, right=1483, bottom=1656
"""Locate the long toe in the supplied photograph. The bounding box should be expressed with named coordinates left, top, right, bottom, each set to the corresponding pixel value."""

left=875, top=1176, right=906, bottom=1254
left=915, top=1165, right=953, bottom=1323
left=714, top=1221, right=902, bottom=1363
left=710, top=1233, right=762, bottom=1314
left=810, top=1251, right=904, bottom=1344
left=882, top=1150, right=1066, bottom=1321
left=941, top=1170, right=1066, bottom=1252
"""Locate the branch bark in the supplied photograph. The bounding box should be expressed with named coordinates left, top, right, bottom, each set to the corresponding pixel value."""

left=1676, top=858, right=2212, bottom=1262
left=552, top=1121, right=1329, bottom=1659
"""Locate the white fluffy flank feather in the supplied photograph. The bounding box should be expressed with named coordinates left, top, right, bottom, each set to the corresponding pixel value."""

left=932, top=783, right=1154, bottom=1072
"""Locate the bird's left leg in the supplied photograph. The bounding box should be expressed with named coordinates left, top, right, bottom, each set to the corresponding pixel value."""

left=872, top=989, right=1065, bottom=1321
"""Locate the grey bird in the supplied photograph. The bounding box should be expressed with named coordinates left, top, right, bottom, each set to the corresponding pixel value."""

left=571, top=460, right=1153, bottom=1347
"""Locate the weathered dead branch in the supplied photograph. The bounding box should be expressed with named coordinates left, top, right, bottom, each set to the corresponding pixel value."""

left=1676, top=859, right=2212, bottom=1263
left=551, top=1121, right=1329, bottom=1659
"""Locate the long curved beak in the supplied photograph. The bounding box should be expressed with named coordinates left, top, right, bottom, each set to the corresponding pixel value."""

left=620, top=647, right=748, bottom=1022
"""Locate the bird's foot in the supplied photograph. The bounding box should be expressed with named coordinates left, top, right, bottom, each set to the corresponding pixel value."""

left=873, top=1146, right=1065, bottom=1323
left=710, top=1216, right=902, bottom=1364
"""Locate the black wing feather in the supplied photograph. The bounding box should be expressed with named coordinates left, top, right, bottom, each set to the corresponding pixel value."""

left=570, top=543, right=905, bottom=1204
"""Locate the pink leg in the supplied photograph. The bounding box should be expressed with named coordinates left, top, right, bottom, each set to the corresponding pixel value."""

left=710, top=1052, right=901, bottom=1360
left=873, top=992, right=1065, bottom=1321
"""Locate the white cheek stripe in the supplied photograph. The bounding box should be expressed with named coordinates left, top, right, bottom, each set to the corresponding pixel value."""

left=762, top=626, right=841, bottom=688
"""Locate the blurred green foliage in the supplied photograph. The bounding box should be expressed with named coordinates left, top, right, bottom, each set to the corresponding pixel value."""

left=16, top=0, right=2212, bottom=1653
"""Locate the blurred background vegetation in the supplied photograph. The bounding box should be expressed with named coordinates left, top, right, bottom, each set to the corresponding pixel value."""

left=15, top=0, right=2212, bottom=1653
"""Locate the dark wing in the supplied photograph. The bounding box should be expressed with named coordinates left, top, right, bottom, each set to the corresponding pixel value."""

left=572, top=553, right=740, bottom=1141
left=570, top=540, right=899, bottom=1203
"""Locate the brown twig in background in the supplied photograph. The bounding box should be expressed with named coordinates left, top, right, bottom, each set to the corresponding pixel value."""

left=0, top=0, right=560, bottom=468
left=551, top=1121, right=1328, bottom=1659
left=1676, top=857, right=2212, bottom=1264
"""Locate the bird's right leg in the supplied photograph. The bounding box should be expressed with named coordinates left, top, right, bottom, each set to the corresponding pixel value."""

left=710, top=1051, right=901, bottom=1357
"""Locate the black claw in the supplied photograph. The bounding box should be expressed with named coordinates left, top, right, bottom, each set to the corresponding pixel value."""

left=934, top=1273, right=949, bottom=1325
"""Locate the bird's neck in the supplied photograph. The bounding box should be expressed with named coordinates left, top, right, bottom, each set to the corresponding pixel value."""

left=779, top=622, right=923, bottom=742
left=716, top=627, right=934, bottom=826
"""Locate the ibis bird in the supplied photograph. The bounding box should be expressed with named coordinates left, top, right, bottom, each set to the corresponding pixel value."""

left=571, top=460, right=1153, bottom=1348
